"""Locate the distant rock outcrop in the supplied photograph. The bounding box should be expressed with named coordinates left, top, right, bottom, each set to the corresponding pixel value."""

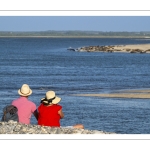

left=68, top=44, right=150, bottom=53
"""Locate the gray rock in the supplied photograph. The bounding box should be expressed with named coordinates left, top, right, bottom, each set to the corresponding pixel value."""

left=0, top=120, right=116, bottom=134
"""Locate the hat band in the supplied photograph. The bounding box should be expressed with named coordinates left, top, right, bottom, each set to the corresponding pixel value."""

left=20, top=89, right=30, bottom=95
left=47, top=96, right=56, bottom=101
left=41, top=96, right=56, bottom=104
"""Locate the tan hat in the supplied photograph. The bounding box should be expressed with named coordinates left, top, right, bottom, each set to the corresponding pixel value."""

left=41, top=91, right=61, bottom=105
left=18, top=84, right=32, bottom=96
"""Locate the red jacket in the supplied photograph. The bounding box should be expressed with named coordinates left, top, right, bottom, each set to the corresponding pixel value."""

left=38, top=104, right=62, bottom=127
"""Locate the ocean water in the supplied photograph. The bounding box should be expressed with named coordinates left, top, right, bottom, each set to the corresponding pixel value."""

left=0, top=37, right=150, bottom=134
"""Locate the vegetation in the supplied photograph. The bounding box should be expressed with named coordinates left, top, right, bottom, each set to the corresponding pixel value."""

left=0, top=30, right=150, bottom=38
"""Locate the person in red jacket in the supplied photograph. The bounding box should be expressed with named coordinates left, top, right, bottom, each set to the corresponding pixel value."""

left=37, top=90, right=84, bottom=129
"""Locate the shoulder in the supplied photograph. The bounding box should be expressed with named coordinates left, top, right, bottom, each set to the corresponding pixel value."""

left=11, top=98, right=20, bottom=104
left=27, top=99, right=36, bottom=108
left=29, top=100, right=36, bottom=105
left=54, top=104, right=62, bottom=110
left=38, top=103, right=43, bottom=108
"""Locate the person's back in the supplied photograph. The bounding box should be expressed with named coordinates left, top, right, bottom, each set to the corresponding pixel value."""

left=12, top=96, right=36, bottom=124
left=37, top=90, right=84, bottom=129
left=38, top=103, right=62, bottom=127
left=37, top=91, right=63, bottom=127
left=11, top=84, right=38, bottom=124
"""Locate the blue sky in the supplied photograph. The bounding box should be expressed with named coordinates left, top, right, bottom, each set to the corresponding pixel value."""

left=0, top=16, right=150, bottom=32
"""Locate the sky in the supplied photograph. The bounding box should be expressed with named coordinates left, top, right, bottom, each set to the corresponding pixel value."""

left=0, top=16, right=150, bottom=32
left=0, top=0, right=150, bottom=32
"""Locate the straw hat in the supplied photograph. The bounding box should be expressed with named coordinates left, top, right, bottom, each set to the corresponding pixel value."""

left=41, top=91, right=61, bottom=105
left=18, top=84, right=32, bottom=96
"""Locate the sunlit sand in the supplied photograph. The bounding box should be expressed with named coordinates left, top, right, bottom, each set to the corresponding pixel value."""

left=112, top=44, right=150, bottom=53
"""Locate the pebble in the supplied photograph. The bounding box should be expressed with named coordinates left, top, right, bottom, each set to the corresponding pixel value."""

left=0, top=120, right=116, bottom=134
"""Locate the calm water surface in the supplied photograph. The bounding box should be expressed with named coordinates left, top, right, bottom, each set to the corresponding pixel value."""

left=0, top=37, right=150, bottom=134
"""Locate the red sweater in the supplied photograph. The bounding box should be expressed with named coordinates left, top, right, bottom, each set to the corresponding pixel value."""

left=38, top=104, right=62, bottom=127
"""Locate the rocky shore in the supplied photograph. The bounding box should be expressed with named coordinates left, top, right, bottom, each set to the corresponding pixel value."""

left=0, top=120, right=115, bottom=134
left=70, top=44, right=150, bottom=53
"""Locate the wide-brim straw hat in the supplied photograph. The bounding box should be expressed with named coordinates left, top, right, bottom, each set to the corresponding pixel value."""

left=41, top=91, right=61, bottom=104
left=18, top=84, right=32, bottom=96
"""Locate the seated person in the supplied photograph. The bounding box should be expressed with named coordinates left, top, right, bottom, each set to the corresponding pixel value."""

left=37, top=90, right=84, bottom=129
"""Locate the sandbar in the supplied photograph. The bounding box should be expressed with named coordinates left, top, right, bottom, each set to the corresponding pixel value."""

left=77, top=43, right=150, bottom=53
left=113, top=43, right=150, bottom=52
left=73, top=89, right=150, bottom=99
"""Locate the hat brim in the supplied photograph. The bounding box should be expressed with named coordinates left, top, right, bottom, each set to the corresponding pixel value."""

left=41, top=96, right=61, bottom=104
left=18, top=89, right=32, bottom=96
left=52, top=96, right=61, bottom=104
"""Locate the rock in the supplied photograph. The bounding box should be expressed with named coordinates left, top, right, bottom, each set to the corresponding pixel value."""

left=0, top=120, right=115, bottom=134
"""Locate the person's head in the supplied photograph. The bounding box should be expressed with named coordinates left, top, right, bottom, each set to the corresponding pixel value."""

left=18, top=84, right=32, bottom=97
left=41, top=91, right=61, bottom=106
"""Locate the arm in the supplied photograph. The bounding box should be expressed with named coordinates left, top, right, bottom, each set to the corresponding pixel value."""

left=58, top=109, right=64, bottom=119
left=33, top=109, right=38, bottom=120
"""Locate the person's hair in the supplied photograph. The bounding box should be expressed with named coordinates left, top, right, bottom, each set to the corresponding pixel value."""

left=41, top=98, right=53, bottom=106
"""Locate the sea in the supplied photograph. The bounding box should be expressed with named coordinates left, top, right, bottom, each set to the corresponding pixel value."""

left=0, top=37, right=150, bottom=134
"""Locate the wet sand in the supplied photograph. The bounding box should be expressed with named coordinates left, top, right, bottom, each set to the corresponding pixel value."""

left=73, top=89, right=150, bottom=99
